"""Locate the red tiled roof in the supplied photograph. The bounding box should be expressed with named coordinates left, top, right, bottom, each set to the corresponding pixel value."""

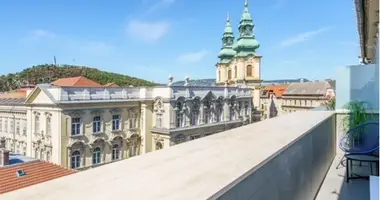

left=0, top=161, right=77, bottom=194
left=103, top=82, right=119, bottom=87
left=262, top=84, right=289, bottom=98
left=51, top=76, right=102, bottom=87
left=0, top=90, right=27, bottom=99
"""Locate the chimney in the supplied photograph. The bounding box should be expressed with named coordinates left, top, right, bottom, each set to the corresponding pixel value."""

left=0, top=148, right=10, bottom=166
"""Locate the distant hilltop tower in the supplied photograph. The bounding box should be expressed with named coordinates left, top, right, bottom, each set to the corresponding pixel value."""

left=215, top=0, right=262, bottom=113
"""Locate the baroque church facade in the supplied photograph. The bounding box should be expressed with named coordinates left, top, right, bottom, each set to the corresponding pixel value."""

left=216, top=1, right=262, bottom=112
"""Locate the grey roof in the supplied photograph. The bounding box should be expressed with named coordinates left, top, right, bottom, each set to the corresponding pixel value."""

left=283, top=81, right=332, bottom=96
left=0, top=98, right=26, bottom=105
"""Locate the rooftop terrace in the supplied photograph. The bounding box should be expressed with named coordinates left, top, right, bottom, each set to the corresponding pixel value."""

left=2, top=111, right=370, bottom=200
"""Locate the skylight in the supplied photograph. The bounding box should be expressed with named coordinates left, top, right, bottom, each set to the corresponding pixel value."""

left=16, top=169, right=27, bottom=177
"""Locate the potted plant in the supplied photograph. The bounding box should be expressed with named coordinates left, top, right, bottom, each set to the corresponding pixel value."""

left=342, top=100, right=376, bottom=144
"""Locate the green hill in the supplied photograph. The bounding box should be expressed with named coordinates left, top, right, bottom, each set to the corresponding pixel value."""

left=0, top=64, right=155, bottom=92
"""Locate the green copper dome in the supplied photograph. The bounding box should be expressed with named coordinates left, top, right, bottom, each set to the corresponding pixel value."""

left=234, top=0, right=260, bottom=57
left=218, top=13, right=236, bottom=63
left=236, top=38, right=260, bottom=49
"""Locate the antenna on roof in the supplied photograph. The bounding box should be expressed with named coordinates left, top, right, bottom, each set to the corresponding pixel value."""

left=53, top=56, right=57, bottom=67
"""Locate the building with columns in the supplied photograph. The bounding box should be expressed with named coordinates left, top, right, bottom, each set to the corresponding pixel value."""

left=0, top=76, right=252, bottom=170
left=216, top=1, right=262, bottom=113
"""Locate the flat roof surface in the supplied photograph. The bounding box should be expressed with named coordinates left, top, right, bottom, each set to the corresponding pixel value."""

left=0, top=111, right=334, bottom=200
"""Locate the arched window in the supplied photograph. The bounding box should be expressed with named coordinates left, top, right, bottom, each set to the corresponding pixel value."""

left=218, top=70, right=221, bottom=81
left=155, top=142, right=163, bottom=150
left=228, top=70, right=232, bottom=79
left=234, top=66, right=237, bottom=78
left=246, top=65, right=252, bottom=77
left=92, top=147, right=102, bottom=165
left=46, top=116, right=52, bottom=135
left=191, top=99, right=200, bottom=126
left=112, top=144, right=120, bottom=160
left=71, top=151, right=81, bottom=169
left=175, top=101, right=184, bottom=128
left=34, top=115, right=40, bottom=133
left=203, top=100, right=212, bottom=124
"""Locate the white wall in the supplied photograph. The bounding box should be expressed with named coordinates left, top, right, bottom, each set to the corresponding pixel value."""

left=336, top=59, right=379, bottom=111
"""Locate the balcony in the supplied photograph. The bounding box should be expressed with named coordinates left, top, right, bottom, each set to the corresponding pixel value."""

left=1, top=110, right=375, bottom=200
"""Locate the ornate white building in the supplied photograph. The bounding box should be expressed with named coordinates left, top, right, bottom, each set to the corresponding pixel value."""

left=0, top=76, right=252, bottom=170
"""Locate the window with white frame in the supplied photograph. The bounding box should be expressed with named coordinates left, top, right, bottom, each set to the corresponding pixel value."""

left=46, top=116, right=52, bottom=135
left=156, top=113, right=162, bottom=128
left=4, top=118, right=8, bottom=132
left=92, top=147, right=102, bottom=164
left=128, top=114, right=138, bottom=129
left=16, top=120, right=20, bottom=134
left=112, top=144, right=120, bottom=160
left=92, top=116, right=102, bottom=133
left=34, top=115, right=40, bottom=133
left=22, top=120, right=26, bottom=135
left=112, top=115, right=121, bottom=131
left=71, top=117, right=81, bottom=136
left=10, top=120, right=14, bottom=133
left=71, top=151, right=81, bottom=169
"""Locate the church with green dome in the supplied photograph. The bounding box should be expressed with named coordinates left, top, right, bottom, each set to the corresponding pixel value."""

left=216, top=0, right=262, bottom=110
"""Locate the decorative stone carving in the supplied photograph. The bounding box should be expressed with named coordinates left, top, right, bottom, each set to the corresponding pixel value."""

left=68, top=136, right=86, bottom=149
left=90, top=109, right=104, bottom=116
left=154, top=98, right=165, bottom=113
left=67, top=110, right=85, bottom=117
left=90, top=133, right=107, bottom=145
left=153, top=134, right=164, bottom=143
left=109, top=108, right=122, bottom=114
left=44, top=112, right=52, bottom=117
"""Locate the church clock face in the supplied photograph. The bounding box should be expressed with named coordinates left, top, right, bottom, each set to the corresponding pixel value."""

left=248, top=56, right=253, bottom=61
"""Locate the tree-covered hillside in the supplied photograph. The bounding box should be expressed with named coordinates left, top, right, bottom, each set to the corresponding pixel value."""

left=0, top=64, right=155, bottom=92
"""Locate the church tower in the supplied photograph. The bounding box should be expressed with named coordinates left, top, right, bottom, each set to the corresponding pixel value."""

left=216, top=0, right=262, bottom=113
left=216, top=13, right=236, bottom=84
left=233, top=0, right=261, bottom=87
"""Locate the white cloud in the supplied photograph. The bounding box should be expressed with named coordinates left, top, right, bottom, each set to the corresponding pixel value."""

left=30, top=29, right=56, bottom=39
left=177, top=50, right=209, bottom=64
left=145, top=0, right=176, bottom=14
left=280, top=27, right=331, bottom=47
left=127, top=20, right=170, bottom=42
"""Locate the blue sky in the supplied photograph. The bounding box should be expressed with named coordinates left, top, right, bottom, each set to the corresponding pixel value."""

left=0, top=0, right=359, bottom=83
